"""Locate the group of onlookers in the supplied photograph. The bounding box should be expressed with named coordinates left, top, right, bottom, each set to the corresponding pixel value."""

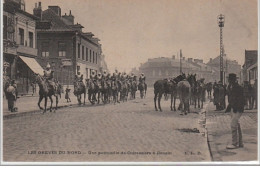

left=213, top=78, right=257, bottom=111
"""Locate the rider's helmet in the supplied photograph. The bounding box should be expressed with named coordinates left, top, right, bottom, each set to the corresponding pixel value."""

left=46, top=63, right=51, bottom=70
left=91, top=71, right=96, bottom=78
left=97, top=72, right=102, bottom=79
left=103, top=70, right=107, bottom=77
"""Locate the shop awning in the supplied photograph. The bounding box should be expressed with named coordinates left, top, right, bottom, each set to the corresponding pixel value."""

left=19, top=56, right=44, bottom=76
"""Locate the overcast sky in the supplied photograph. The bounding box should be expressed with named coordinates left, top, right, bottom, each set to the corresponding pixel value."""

left=25, top=0, right=258, bottom=72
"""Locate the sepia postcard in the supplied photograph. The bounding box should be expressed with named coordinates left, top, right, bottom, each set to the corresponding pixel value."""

left=0, top=0, right=259, bottom=165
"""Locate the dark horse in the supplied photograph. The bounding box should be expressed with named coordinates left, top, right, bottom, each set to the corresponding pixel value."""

left=34, top=73, right=59, bottom=113
left=86, top=79, right=96, bottom=105
left=138, top=81, right=147, bottom=99
left=154, top=74, right=185, bottom=112
left=206, top=82, right=213, bottom=99
left=73, top=76, right=86, bottom=105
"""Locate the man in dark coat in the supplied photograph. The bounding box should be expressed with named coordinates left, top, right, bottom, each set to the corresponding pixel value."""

left=225, top=73, right=245, bottom=149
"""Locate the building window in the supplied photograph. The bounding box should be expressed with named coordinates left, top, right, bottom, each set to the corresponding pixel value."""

left=4, top=16, right=14, bottom=41
left=78, top=43, right=80, bottom=59
left=42, top=42, right=49, bottom=57
left=3, top=15, right=7, bottom=40
left=93, top=51, right=95, bottom=63
left=29, top=32, right=33, bottom=48
left=82, top=45, right=84, bottom=60
left=96, top=53, right=98, bottom=64
left=58, top=42, right=66, bottom=57
left=77, top=66, right=80, bottom=75
left=159, top=69, right=162, bottom=76
left=86, top=48, right=88, bottom=61
left=90, top=49, right=92, bottom=62
left=19, top=28, right=24, bottom=45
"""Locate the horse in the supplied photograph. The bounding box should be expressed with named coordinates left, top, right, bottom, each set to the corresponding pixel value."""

left=130, top=80, right=137, bottom=99
left=86, top=79, right=97, bottom=105
left=206, top=82, right=213, bottom=99
left=187, top=74, right=197, bottom=106
left=154, top=74, right=185, bottom=112
left=73, top=77, right=86, bottom=105
left=34, top=73, right=59, bottom=113
left=101, top=79, right=109, bottom=104
left=138, top=80, right=146, bottom=99
left=111, top=80, right=119, bottom=104
left=56, top=82, right=63, bottom=99
left=195, top=80, right=206, bottom=109
left=120, top=80, right=128, bottom=102
left=177, top=78, right=191, bottom=115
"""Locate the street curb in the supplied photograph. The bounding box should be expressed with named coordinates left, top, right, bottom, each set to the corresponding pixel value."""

left=204, top=101, right=222, bottom=161
left=3, top=103, right=79, bottom=120
left=197, top=100, right=212, bottom=161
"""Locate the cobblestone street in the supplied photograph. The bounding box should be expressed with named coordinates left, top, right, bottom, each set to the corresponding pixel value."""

left=3, top=88, right=210, bottom=162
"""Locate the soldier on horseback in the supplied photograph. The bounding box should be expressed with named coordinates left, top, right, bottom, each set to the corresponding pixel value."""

left=139, top=73, right=146, bottom=83
left=90, top=70, right=96, bottom=82
left=43, top=63, right=57, bottom=96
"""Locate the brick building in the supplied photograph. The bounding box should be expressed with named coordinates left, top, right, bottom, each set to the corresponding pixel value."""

left=34, top=2, right=103, bottom=85
left=3, top=0, right=42, bottom=94
left=242, top=50, right=257, bottom=84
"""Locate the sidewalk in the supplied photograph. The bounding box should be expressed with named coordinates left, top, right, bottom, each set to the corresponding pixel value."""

left=206, top=101, right=258, bottom=162
left=2, top=91, right=79, bottom=118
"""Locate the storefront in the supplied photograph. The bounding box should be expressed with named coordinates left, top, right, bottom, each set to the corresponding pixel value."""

left=16, top=56, right=44, bottom=95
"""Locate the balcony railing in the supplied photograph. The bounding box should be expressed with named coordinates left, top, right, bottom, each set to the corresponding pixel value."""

left=17, top=45, right=38, bottom=57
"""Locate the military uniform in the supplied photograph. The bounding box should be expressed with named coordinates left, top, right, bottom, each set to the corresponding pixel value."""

left=139, top=73, right=146, bottom=83
left=43, top=64, right=56, bottom=95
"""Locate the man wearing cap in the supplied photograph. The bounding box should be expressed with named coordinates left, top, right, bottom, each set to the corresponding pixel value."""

left=43, top=63, right=56, bottom=95
left=225, top=73, right=245, bottom=149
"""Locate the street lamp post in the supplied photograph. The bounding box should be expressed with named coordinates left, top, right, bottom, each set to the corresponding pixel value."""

left=218, top=14, right=225, bottom=84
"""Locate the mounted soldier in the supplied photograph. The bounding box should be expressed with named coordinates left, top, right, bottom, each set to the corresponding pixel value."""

left=103, top=70, right=108, bottom=80
left=43, top=63, right=57, bottom=96
left=97, top=72, right=102, bottom=81
left=139, top=73, right=146, bottom=83
left=90, top=70, right=96, bottom=82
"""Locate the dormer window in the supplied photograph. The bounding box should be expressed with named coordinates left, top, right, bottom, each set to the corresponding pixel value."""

left=20, top=0, right=25, bottom=11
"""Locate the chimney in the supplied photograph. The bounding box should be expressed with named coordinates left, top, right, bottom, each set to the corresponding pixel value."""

left=48, top=6, right=61, bottom=17
left=187, top=58, right=193, bottom=62
left=172, top=55, right=175, bottom=59
left=62, top=10, right=74, bottom=25
left=210, top=58, right=212, bottom=62
left=33, top=2, right=42, bottom=20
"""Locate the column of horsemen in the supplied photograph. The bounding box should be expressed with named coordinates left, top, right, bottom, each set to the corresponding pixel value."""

left=73, top=70, right=147, bottom=105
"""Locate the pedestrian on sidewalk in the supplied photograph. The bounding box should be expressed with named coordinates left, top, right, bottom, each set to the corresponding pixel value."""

left=225, top=73, right=245, bottom=149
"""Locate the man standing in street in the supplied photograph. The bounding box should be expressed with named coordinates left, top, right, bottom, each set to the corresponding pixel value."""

left=225, top=73, right=245, bottom=149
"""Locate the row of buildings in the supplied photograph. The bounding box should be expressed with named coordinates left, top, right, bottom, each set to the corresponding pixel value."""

left=136, top=51, right=257, bottom=86
left=3, top=0, right=108, bottom=94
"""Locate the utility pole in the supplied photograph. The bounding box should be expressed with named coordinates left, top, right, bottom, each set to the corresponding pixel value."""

left=180, top=49, right=182, bottom=74
left=218, top=14, right=225, bottom=84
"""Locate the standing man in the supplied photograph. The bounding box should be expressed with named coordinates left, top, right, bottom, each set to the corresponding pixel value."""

left=225, top=73, right=245, bottom=149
